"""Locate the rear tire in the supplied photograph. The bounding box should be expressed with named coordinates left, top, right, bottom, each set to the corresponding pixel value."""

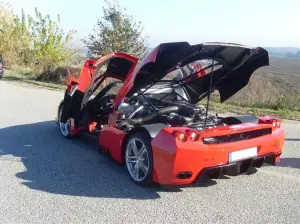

left=124, top=132, right=153, bottom=185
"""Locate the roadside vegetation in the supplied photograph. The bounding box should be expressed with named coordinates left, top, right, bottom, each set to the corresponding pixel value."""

left=0, top=1, right=79, bottom=81
left=0, top=0, right=148, bottom=83
left=0, top=0, right=299, bottom=120
left=83, top=0, right=149, bottom=59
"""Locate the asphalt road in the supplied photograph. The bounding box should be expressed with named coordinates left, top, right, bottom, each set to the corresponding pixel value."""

left=0, top=81, right=299, bottom=224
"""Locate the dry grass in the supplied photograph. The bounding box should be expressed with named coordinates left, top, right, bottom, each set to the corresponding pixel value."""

left=207, top=101, right=300, bottom=121
left=2, top=68, right=65, bottom=90
left=212, top=58, right=300, bottom=111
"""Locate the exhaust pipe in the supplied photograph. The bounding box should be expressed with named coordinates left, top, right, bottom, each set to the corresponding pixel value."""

left=177, top=171, right=193, bottom=179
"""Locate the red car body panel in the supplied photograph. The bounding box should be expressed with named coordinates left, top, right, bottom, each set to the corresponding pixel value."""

left=77, top=52, right=138, bottom=92
left=99, top=125, right=127, bottom=162
left=151, top=124, right=284, bottom=185
left=60, top=42, right=285, bottom=185
left=77, top=59, right=97, bottom=92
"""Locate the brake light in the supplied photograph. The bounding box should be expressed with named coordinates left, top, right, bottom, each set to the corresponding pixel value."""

left=186, top=130, right=200, bottom=141
left=172, top=130, right=200, bottom=142
left=258, top=116, right=281, bottom=130
left=275, top=120, right=281, bottom=128
left=190, top=132, right=199, bottom=141
left=173, top=131, right=187, bottom=142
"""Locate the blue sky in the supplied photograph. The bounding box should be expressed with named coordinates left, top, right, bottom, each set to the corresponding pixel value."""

left=5, top=0, right=300, bottom=48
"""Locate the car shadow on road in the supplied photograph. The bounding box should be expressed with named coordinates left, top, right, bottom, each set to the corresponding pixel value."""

left=277, top=158, right=300, bottom=169
left=285, top=138, right=300, bottom=142
left=0, top=121, right=216, bottom=199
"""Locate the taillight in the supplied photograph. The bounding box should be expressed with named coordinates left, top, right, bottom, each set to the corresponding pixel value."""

left=172, top=130, right=200, bottom=142
left=275, top=120, right=281, bottom=128
left=186, top=130, right=200, bottom=141
left=173, top=131, right=187, bottom=142
left=258, top=116, right=281, bottom=130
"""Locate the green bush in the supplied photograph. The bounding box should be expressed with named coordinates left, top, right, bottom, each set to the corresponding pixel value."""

left=0, top=2, right=78, bottom=73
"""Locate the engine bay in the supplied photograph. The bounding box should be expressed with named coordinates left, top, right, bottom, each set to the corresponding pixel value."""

left=117, top=92, right=226, bottom=131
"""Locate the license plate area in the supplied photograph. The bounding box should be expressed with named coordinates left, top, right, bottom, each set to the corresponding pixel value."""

left=229, top=147, right=258, bottom=163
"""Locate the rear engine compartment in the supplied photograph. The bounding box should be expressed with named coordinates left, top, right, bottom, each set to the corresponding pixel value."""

left=116, top=93, right=226, bottom=131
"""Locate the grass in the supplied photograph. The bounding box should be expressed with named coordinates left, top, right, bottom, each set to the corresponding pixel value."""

left=2, top=68, right=65, bottom=90
left=225, top=58, right=300, bottom=112
left=208, top=101, right=300, bottom=121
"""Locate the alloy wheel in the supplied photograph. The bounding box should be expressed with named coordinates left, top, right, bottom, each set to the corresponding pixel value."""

left=125, top=138, right=149, bottom=182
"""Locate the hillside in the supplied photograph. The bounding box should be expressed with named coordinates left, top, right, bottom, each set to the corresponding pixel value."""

left=265, top=47, right=300, bottom=58
left=220, top=58, right=300, bottom=111
left=259, top=58, right=300, bottom=74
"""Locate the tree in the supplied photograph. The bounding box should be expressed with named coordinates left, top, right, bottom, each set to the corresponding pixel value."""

left=83, top=0, right=149, bottom=59
left=27, top=8, right=77, bottom=71
left=0, top=2, right=78, bottom=70
left=0, top=2, right=22, bottom=67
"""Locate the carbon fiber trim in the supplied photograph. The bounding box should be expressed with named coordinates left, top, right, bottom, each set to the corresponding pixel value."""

left=196, top=153, right=276, bottom=182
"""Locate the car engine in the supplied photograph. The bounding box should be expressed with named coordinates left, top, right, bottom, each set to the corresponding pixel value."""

left=117, top=91, right=226, bottom=131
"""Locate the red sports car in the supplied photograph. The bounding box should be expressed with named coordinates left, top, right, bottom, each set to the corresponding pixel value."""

left=56, top=42, right=285, bottom=186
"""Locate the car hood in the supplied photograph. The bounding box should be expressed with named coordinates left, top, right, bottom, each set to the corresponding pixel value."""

left=124, top=42, right=269, bottom=104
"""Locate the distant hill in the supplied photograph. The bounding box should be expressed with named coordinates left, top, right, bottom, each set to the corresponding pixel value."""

left=224, top=57, right=300, bottom=111
left=265, top=47, right=300, bottom=59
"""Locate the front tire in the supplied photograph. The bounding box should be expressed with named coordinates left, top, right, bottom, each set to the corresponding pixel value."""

left=58, top=103, right=78, bottom=138
left=124, top=132, right=153, bottom=185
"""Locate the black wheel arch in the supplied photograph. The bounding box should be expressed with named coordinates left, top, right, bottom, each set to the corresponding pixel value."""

left=121, top=123, right=166, bottom=163
left=121, top=127, right=151, bottom=164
